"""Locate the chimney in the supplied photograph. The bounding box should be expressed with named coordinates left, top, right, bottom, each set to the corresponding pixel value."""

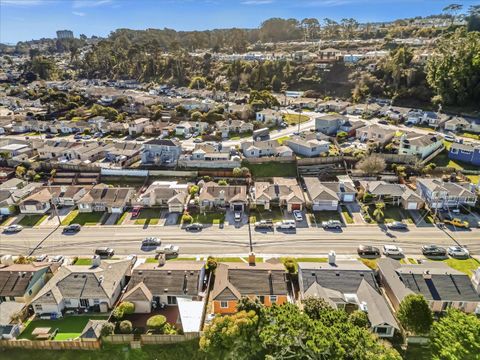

left=328, top=251, right=336, bottom=265
left=158, top=254, right=166, bottom=267
left=92, top=255, right=101, bottom=268
left=423, top=270, right=432, bottom=280
left=248, top=252, right=256, bottom=266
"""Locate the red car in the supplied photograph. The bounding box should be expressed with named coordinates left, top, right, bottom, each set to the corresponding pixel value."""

left=131, top=207, right=142, bottom=218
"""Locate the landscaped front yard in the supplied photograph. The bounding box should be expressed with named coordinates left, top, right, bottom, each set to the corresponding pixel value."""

left=430, top=257, right=480, bottom=276
left=310, top=211, right=343, bottom=224
left=341, top=206, right=354, bottom=224
left=134, top=208, right=161, bottom=225
left=181, top=211, right=225, bottom=225
left=61, top=210, right=104, bottom=226
left=283, top=113, right=310, bottom=125
left=250, top=207, right=285, bottom=223
left=18, top=316, right=108, bottom=341
left=17, top=214, right=48, bottom=227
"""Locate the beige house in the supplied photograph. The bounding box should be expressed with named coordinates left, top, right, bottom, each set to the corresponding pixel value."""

left=199, top=182, right=248, bottom=212
left=136, top=181, right=189, bottom=213
left=252, top=178, right=305, bottom=212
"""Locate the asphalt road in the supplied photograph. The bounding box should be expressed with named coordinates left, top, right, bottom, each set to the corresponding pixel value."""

left=1, top=224, right=479, bottom=258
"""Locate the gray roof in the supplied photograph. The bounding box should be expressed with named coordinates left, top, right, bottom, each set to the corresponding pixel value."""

left=80, top=319, right=108, bottom=339
left=361, top=181, right=405, bottom=197
left=417, top=179, right=476, bottom=197
left=304, top=178, right=356, bottom=202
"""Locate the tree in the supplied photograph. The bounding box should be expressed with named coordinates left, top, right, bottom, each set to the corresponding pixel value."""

left=397, top=294, right=433, bottom=335
left=181, top=212, right=193, bottom=223
left=146, top=315, right=167, bottom=332
left=373, top=202, right=385, bottom=222
left=302, top=297, right=334, bottom=320
left=118, top=301, right=135, bottom=315
left=426, top=29, right=480, bottom=106
left=349, top=310, right=370, bottom=328
left=189, top=185, right=199, bottom=195
left=443, top=4, right=463, bottom=26
left=356, top=155, right=386, bottom=176
left=218, top=179, right=228, bottom=185
left=232, top=167, right=242, bottom=177
left=205, top=256, right=218, bottom=273
left=15, top=165, right=26, bottom=179
left=100, top=322, right=115, bottom=337
left=112, top=306, right=125, bottom=320
left=430, top=309, right=480, bottom=360
left=237, top=297, right=263, bottom=313
left=118, top=320, right=133, bottom=334
left=467, top=5, right=480, bottom=31
left=282, top=257, right=297, bottom=274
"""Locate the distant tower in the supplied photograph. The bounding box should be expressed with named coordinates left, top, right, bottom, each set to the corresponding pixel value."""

left=56, top=30, right=74, bottom=39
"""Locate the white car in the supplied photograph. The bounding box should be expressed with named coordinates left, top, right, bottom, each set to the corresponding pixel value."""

left=156, top=244, right=179, bottom=256
left=234, top=212, right=242, bottom=222
left=142, top=237, right=161, bottom=246
left=383, top=245, right=404, bottom=257
left=443, top=134, right=456, bottom=142
left=3, top=224, right=23, bottom=233
left=275, top=220, right=296, bottom=230
left=447, top=246, right=469, bottom=258
left=293, top=210, right=303, bottom=222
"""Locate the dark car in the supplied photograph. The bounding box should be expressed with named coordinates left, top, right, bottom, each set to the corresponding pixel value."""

left=386, top=221, right=408, bottom=230
left=422, top=244, right=447, bottom=257
left=95, top=247, right=115, bottom=258
left=62, top=223, right=81, bottom=234
left=357, top=245, right=381, bottom=257
left=185, top=223, right=203, bottom=231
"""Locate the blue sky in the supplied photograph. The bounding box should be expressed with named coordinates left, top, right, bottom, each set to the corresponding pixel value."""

left=0, top=0, right=476, bottom=44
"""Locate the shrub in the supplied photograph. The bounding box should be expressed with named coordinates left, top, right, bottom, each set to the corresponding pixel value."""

left=147, top=315, right=167, bottom=332
left=282, top=257, right=298, bottom=274
left=118, top=320, right=133, bottom=334
left=218, top=179, right=228, bottom=185
left=349, top=310, right=370, bottom=328
left=162, top=323, right=178, bottom=335
left=119, top=301, right=135, bottom=315
left=206, top=256, right=218, bottom=273
left=112, top=306, right=124, bottom=320
left=182, top=212, right=193, bottom=223
left=100, top=322, right=115, bottom=337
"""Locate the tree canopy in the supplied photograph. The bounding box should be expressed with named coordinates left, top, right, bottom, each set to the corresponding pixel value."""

left=397, top=294, right=433, bottom=335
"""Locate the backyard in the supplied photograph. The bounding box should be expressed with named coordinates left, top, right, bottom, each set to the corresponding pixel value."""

left=134, top=208, right=161, bottom=225
left=61, top=210, right=104, bottom=226
left=18, top=316, right=108, bottom=341
left=245, top=162, right=297, bottom=178
left=17, top=214, right=48, bottom=227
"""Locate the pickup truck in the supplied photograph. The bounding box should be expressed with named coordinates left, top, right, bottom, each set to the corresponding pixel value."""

left=156, top=244, right=179, bottom=256
left=444, top=218, right=469, bottom=228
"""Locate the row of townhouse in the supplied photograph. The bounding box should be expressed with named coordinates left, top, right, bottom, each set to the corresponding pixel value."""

left=5, top=254, right=479, bottom=340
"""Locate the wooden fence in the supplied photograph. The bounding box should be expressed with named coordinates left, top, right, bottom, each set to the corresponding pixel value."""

left=140, top=333, right=200, bottom=345
left=102, top=334, right=134, bottom=344
left=0, top=339, right=101, bottom=350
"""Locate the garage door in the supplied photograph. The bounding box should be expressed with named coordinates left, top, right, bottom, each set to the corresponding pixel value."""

left=343, top=194, right=354, bottom=202
left=291, top=204, right=301, bottom=211
left=407, top=202, right=417, bottom=210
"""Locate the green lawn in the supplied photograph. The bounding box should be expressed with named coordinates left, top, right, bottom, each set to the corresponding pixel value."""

left=430, top=257, right=480, bottom=276
left=283, top=113, right=310, bottom=125
left=293, top=257, right=328, bottom=263
left=276, top=136, right=290, bottom=145
left=311, top=211, right=343, bottom=224
left=245, top=162, right=297, bottom=178
left=182, top=211, right=225, bottom=225
left=383, top=206, right=406, bottom=223
left=359, top=258, right=378, bottom=270
left=216, top=257, right=245, bottom=262
left=341, top=206, right=354, bottom=224
left=73, top=258, right=93, bottom=265
left=114, top=211, right=128, bottom=225
left=1, top=341, right=205, bottom=360
left=429, top=150, right=479, bottom=171
left=17, top=214, right=48, bottom=227
left=61, top=210, right=104, bottom=226
left=250, top=207, right=285, bottom=223
left=18, top=316, right=108, bottom=341
left=134, top=208, right=161, bottom=225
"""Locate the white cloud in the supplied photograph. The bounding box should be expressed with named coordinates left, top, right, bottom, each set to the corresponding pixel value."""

left=241, top=0, right=274, bottom=5
left=72, top=0, right=113, bottom=8
left=72, top=11, right=86, bottom=16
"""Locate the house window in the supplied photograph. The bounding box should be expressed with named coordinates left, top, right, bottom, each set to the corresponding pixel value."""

left=9, top=297, right=15, bottom=301
left=93, top=299, right=100, bottom=305
left=64, top=299, right=71, bottom=306
left=375, top=326, right=391, bottom=335
left=258, top=296, right=265, bottom=304
left=270, top=296, right=277, bottom=303
left=220, top=301, right=228, bottom=308
left=167, top=296, right=177, bottom=305
left=34, top=304, right=43, bottom=311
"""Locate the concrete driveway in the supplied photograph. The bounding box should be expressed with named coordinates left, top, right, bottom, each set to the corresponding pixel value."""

left=41, top=206, right=74, bottom=227
left=163, top=212, right=179, bottom=226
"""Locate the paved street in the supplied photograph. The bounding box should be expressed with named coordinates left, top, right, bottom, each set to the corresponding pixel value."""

left=1, top=224, right=479, bottom=258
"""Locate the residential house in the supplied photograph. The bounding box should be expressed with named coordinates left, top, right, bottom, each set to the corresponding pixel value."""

left=298, top=259, right=399, bottom=338
left=136, top=181, right=189, bottom=213
left=77, top=185, right=135, bottom=213
left=227, top=104, right=251, bottom=121
left=19, top=186, right=90, bottom=214
left=0, top=143, right=31, bottom=158
left=31, top=259, right=132, bottom=317
left=416, top=178, right=477, bottom=209
left=0, top=262, right=58, bottom=303
left=398, top=132, right=443, bottom=159
left=199, top=181, right=248, bottom=212
left=378, top=258, right=480, bottom=314
left=107, top=122, right=129, bottom=134
left=0, top=181, right=42, bottom=215
left=252, top=178, right=305, bottom=212
left=444, top=117, right=480, bottom=134
left=315, top=114, right=349, bottom=135
left=35, top=140, right=75, bottom=160
left=216, top=120, right=254, bottom=138
left=121, top=261, right=206, bottom=317
left=304, top=178, right=357, bottom=211
left=128, top=117, right=150, bottom=136
left=449, top=142, right=480, bottom=167
left=241, top=140, right=293, bottom=158
left=346, top=103, right=382, bottom=117
left=105, top=142, right=142, bottom=167
left=63, top=142, right=113, bottom=163
left=175, top=121, right=208, bottom=136
left=356, top=124, right=395, bottom=146
left=255, top=109, right=282, bottom=126
left=141, top=139, right=182, bottom=166
left=211, top=262, right=290, bottom=314
left=316, top=100, right=350, bottom=113
left=285, top=136, right=329, bottom=157
left=359, top=181, right=424, bottom=209
left=318, top=48, right=343, bottom=62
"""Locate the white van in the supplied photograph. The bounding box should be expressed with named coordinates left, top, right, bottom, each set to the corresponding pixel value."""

left=275, top=220, right=296, bottom=230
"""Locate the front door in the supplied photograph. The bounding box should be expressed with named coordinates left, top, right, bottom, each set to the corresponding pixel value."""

left=80, top=299, right=89, bottom=308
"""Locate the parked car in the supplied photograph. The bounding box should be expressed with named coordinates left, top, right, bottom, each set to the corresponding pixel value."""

left=83, top=135, right=92, bottom=140
left=378, top=120, right=389, bottom=125
left=234, top=212, right=242, bottom=223
left=387, top=221, right=407, bottom=230
left=95, top=247, right=115, bottom=258
left=73, top=134, right=82, bottom=140
left=35, top=254, right=48, bottom=262
left=383, top=245, right=404, bottom=257
left=293, top=210, right=303, bottom=222
left=156, top=244, right=179, bottom=256
left=50, top=255, right=65, bottom=263
left=193, top=138, right=203, bottom=143
left=254, top=220, right=274, bottom=230
left=142, top=237, right=161, bottom=246
left=185, top=223, right=203, bottom=231
left=443, top=134, right=456, bottom=142
left=357, top=245, right=380, bottom=257
left=62, top=224, right=81, bottom=234
left=422, top=244, right=447, bottom=257
left=3, top=224, right=23, bottom=233
left=131, top=206, right=142, bottom=218
left=322, top=220, right=342, bottom=230
left=275, top=220, right=296, bottom=230
left=444, top=218, right=469, bottom=229
left=45, top=134, right=54, bottom=139
left=447, top=246, right=469, bottom=258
